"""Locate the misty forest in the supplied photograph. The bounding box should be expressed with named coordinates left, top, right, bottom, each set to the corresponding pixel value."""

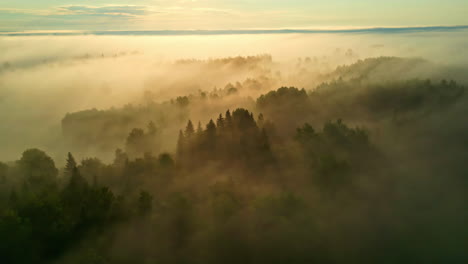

left=1, top=33, right=468, bottom=264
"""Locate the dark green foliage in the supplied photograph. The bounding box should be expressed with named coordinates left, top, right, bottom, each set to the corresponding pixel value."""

left=65, top=152, right=77, bottom=177
left=258, top=80, right=465, bottom=136
left=185, top=120, right=195, bottom=137
left=18, top=149, right=58, bottom=189
left=125, top=121, right=161, bottom=158
left=311, top=79, right=465, bottom=123
left=61, top=102, right=186, bottom=154
left=0, top=210, right=35, bottom=263
left=79, top=157, right=105, bottom=186
left=0, top=162, right=7, bottom=184
left=2, top=76, right=468, bottom=264
left=257, top=87, right=308, bottom=109
left=158, top=153, right=175, bottom=169
left=177, top=108, right=275, bottom=175
left=329, top=57, right=430, bottom=82
left=176, top=96, right=190, bottom=108
left=257, top=87, right=311, bottom=135
left=295, top=120, right=376, bottom=189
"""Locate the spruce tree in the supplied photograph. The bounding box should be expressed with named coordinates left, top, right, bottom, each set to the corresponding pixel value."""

left=185, top=120, right=195, bottom=138
left=205, top=119, right=217, bottom=151
left=225, top=110, right=232, bottom=128
left=65, top=152, right=77, bottom=176
left=206, top=119, right=217, bottom=134
left=216, top=114, right=225, bottom=128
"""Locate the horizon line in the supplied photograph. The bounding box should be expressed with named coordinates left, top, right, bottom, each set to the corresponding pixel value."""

left=1, top=25, right=468, bottom=36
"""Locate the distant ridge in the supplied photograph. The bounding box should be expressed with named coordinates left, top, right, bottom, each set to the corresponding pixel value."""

left=2, top=25, right=468, bottom=36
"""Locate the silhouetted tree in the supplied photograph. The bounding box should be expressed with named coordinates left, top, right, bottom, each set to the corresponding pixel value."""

left=205, top=119, right=217, bottom=152
left=65, top=152, right=77, bottom=177
left=216, top=114, right=225, bottom=129
left=225, top=110, right=232, bottom=128
left=185, top=120, right=195, bottom=138
left=18, top=149, right=57, bottom=188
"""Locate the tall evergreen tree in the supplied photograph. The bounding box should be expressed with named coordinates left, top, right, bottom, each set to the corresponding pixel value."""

left=205, top=119, right=217, bottom=151
left=206, top=119, right=217, bottom=135
left=65, top=152, right=77, bottom=176
left=185, top=120, right=195, bottom=138
left=65, top=153, right=87, bottom=190
left=225, top=110, right=232, bottom=129
left=216, top=114, right=225, bottom=129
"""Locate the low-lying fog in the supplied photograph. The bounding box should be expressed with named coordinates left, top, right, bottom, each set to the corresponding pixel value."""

left=1, top=30, right=467, bottom=162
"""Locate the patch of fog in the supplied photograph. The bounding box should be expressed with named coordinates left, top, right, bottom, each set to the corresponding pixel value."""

left=0, top=31, right=467, bottom=161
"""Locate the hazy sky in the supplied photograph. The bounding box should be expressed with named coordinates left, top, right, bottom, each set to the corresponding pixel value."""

left=1, top=0, right=467, bottom=31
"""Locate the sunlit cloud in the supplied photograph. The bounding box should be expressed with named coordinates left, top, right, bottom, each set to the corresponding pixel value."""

left=0, top=1, right=467, bottom=31
left=58, top=5, right=150, bottom=17
left=0, top=5, right=151, bottom=17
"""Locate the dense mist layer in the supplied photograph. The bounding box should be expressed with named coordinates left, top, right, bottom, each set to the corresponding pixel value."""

left=0, top=31, right=468, bottom=264
left=1, top=31, right=468, bottom=162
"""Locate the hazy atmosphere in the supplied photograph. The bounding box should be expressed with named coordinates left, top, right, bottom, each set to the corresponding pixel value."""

left=1, top=1, right=467, bottom=264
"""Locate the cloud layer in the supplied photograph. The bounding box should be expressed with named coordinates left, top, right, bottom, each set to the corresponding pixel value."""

left=1, top=1, right=467, bottom=31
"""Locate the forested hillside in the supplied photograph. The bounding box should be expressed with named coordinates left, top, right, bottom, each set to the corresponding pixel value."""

left=1, top=59, right=467, bottom=263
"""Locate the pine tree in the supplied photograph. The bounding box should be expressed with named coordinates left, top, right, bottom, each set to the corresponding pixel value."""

left=205, top=119, right=217, bottom=151
left=206, top=119, right=217, bottom=134
left=185, top=120, right=195, bottom=138
left=225, top=110, right=232, bottom=128
left=216, top=114, right=225, bottom=129
left=65, top=152, right=77, bottom=176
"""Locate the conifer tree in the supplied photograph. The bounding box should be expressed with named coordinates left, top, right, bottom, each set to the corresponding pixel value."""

left=216, top=114, right=225, bottom=128
left=65, top=152, right=77, bottom=176
left=205, top=119, right=217, bottom=152
left=206, top=119, right=217, bottom=136
left=225, top=110, right=232, bottom=128
left=185, top=120, right=195, bottom=138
